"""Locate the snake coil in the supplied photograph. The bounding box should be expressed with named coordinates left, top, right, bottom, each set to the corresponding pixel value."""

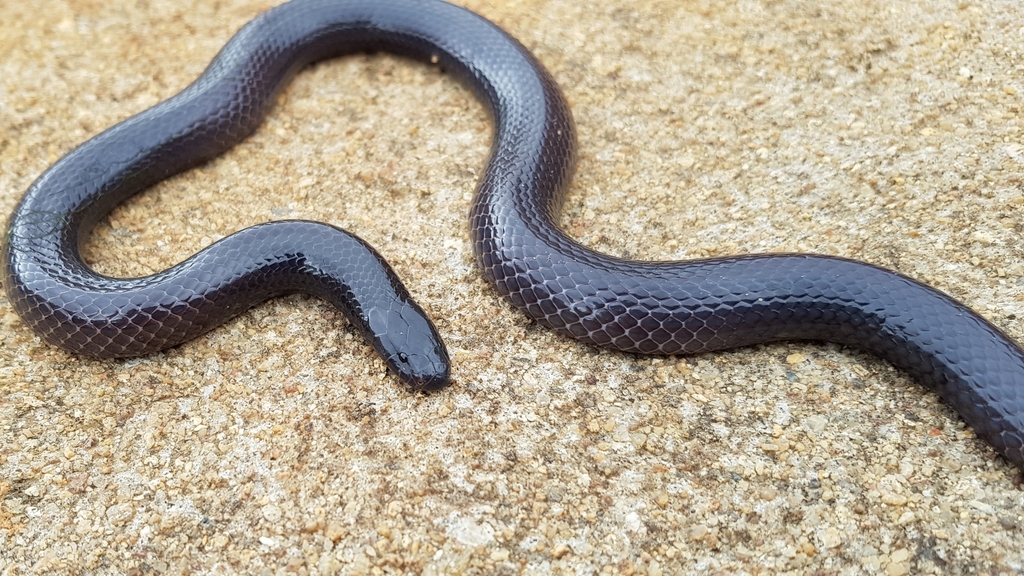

left=3, top=0, right=1024, bottom=471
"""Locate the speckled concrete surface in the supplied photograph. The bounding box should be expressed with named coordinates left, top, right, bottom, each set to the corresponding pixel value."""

left=1, top=0, right=1023, bottom=574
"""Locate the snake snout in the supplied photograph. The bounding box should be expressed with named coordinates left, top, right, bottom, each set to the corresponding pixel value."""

left=370, top=302, right=451, bottom=391
left=402, top=352, right=451, bottom=391
left=386, top=345, right=451, bottom=391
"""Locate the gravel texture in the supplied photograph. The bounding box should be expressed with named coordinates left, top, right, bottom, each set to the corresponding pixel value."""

left=1, top=0, right=1023, bottom=574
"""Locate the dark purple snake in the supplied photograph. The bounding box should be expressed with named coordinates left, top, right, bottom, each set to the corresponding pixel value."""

left=2, top=0, right=1023, bottom=472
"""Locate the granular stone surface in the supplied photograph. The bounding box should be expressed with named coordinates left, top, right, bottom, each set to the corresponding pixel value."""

left=1, top=0, right=1022, bottom=574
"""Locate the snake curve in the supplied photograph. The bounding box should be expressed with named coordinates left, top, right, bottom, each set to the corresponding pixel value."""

left=2, top=0, right=1024, bottom=471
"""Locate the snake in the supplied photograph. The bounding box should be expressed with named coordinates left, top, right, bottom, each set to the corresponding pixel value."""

left=2, top=0, right=1023, bottom=472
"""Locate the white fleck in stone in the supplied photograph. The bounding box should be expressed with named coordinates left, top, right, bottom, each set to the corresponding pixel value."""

left=318, top=554, right=342, bottom=576
left=898, top=459, right=915, bottom=478
left=624, top=511, right=643, bottom=533
left=890, top=548, right=910, bottom=563
left=803, top=415, right=827, bottom=434
left=881, top=492, right=908, bottom=506
left=820, top=527, right=842, bottom=549
left=886, top=562, right=909, bottom=576
left=1007, top=143, right=1024, bottom=162
left=105, top=503, right=134, bottom=525
left=447, top=516, right=495, bottom=547
left=969, top=500, right=995, bottom=514
left=262, top=503, right=282, bottom=522
left=861, top=555, right=882, bottom=571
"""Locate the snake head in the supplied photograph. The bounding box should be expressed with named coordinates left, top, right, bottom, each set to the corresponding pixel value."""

left=367, top=302, right=451, bottom=391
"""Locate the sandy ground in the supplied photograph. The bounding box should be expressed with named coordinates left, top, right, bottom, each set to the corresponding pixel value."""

left=1, top=0, right=1023, bottom=573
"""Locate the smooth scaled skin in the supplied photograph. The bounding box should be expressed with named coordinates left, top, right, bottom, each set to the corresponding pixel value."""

left=2, top=0, right=1024, bottom=470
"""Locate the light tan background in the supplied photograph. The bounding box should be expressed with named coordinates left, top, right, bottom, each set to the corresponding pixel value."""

left=1, top=0, right=1022, bottom=573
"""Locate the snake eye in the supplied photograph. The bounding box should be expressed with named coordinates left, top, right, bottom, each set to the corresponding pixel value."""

left=398, top=352, right=410, bottom=363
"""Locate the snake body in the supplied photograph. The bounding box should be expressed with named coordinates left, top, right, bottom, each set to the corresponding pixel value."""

left=2, top=0, right=1024, bottom=471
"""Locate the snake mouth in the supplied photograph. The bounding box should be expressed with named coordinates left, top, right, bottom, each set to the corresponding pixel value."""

left=388, top=353, right=450, bottom=391
left=408, top=369, right=451, bottom=392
